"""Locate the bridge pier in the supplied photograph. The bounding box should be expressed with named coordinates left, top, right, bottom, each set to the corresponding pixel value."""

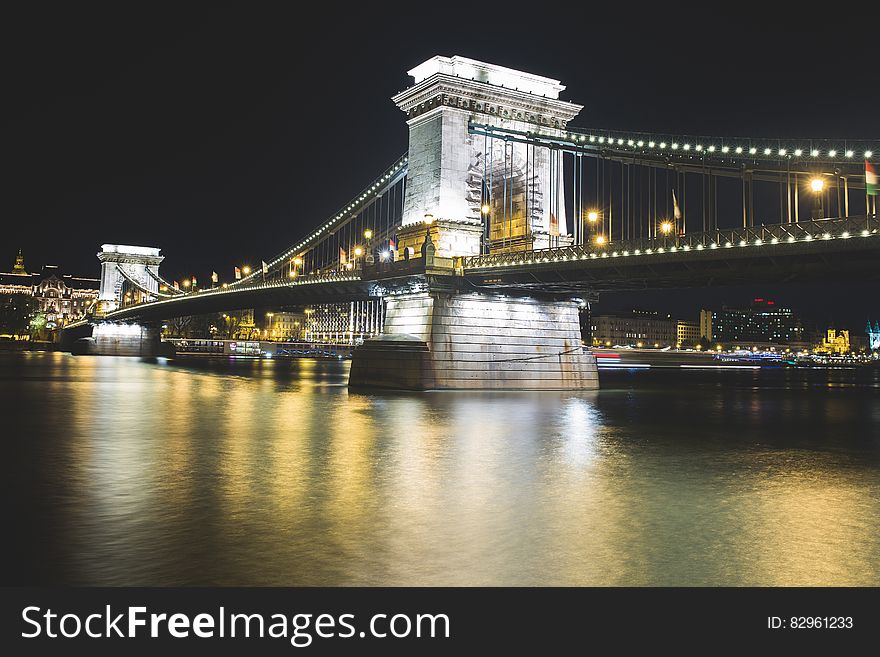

left=64, top=322, right=164, bottom=357
left=349, top=291, right=597, bottom=390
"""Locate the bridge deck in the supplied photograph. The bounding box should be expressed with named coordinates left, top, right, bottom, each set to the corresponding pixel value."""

left=101, top=215, right=879, bottom=321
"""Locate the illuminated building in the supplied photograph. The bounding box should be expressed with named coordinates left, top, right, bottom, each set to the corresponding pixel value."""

left=266, top=311, right=305, bottom=340
left=868, top=321, right=880, bottom=351
left=0, top=252, right=99, bottom=329
left=302, top=302, right=384, bottom=344
left=591, top=310, right=676, bottom=347
left=819, top=328, right=850, bottom=355
left=700, top=298, right=804, bottom=345
left=676, top=320, right=701, bottom=348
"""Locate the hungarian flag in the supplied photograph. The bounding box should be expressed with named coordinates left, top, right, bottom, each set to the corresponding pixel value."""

left=191, top=276, right=197, bottom=288
left=173, top=280, right=179, bottom=290
left=261, top=261, right=268, bottom=275
left=867, top=160, right=877, bottom=196
left=339, top=247, right=347, bottom=265
left=549, top=212, right=559, bottom=236
left=388, top=237, right=396, bottom=251
left=234, top=267, right=241, bottom=280
left=672, top=189, right=682, bottom=220
left=211, top=271, right=218, bottom=284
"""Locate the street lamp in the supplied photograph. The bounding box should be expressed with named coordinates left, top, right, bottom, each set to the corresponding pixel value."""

left=242, top=265, right=251, bottom=276
left=594, top=234, right=606, bottom=246
left=481, top=204, right=491, bottom=215
left=289, top=256, right=303, bottom=279
left=584, top=210, right=600, bottom=244
left=810, top=177, right=825, bottom=218
left=659, top=219, right=673, bottom=246
left=364, top=229, right=374, bottom=263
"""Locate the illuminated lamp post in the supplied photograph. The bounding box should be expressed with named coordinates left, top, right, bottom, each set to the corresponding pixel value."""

left=660, top=220, right=673, bottom=248
left=586, top=210, right=599, bottom=245
left=810, top=177, right=825, bottom=219
left=364, top=229, right=374, bottom=264
left=481, top=203, right=491, bottom=253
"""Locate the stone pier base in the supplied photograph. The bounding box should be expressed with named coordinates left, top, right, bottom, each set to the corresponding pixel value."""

left=68, top=323, right=162, bottom=357
left=349, top=292, right=598, bottom=390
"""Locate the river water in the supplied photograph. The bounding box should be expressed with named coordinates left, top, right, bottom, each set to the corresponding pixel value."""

left=3, top=352, right=879, bottom=586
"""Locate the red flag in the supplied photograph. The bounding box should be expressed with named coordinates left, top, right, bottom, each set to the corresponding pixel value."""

left=234, top=267, right=241, bottom=280
left=339, top=247, right=347, bottom=265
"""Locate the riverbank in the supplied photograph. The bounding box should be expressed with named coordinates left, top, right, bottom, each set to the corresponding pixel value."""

left=0, top=339, right=59, bottom=352
left=592, top=347, right=879, bottom=370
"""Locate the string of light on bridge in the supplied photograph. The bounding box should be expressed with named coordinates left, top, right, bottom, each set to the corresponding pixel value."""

left=467, top=220, right=877, bottom=270
left=480, top=123, right=876, bottom=163
left=106, top=274, right=363, bottom=317
left=232, top=155, right=408, bottom=287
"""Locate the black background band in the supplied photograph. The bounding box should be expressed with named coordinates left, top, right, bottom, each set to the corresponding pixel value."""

left=1, top=587, right=876, bottom=654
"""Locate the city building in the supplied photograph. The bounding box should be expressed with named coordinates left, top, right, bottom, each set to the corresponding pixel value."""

left=302, top=301, right=384, bottom=343
left=0, top=251, right=99, bottom=329
left=868, top=321, right=880, bottom=351
left=676, top=320, right=701, bottom=348
left=699, top=298, right=804, bottom=347
left=819, top=328, right=850, bottom=355
left=591, top=310, right=676, bottom=348
left=266, top=311, right=304, bottom=341
left=235, top=309, right=257, bottom=339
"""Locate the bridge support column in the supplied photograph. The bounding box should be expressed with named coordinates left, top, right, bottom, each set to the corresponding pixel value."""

left=67, top=322, right=163, bottom=357
left=350, top=292, right=598, bottom=390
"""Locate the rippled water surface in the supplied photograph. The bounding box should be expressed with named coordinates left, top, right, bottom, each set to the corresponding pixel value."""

left=3, top=352, right=879, bottom=585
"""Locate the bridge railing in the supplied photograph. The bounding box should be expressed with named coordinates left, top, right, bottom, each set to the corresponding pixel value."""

left=114, top=270, right=365, bottom=313
left=462, top=215, right=878, bottom=269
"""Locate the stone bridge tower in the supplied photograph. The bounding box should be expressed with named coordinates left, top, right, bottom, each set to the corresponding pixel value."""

left=392, top=55, right=583, bottom=258
left=96, top=244, right=164, bottom=313
left=349, top=57, right=597, bottom=391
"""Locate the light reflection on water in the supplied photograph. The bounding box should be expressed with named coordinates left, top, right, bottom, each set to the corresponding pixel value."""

left=2, top=352, right=879, bottom=585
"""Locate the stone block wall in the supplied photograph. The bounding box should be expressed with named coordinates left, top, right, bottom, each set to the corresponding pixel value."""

left=350, top=292, right=598, bottom=390
left=89, top=323, right=161, bottom=357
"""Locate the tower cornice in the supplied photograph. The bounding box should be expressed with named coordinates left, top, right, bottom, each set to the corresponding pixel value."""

left=393, top=73, right=583, bottom=129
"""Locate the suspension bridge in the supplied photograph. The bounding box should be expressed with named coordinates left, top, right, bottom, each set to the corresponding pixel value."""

left=65, top=55, right=879, bottom=390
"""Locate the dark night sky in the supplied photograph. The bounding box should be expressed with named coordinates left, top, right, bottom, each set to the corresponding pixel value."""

left=5, top=6, right=878, bottom=331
